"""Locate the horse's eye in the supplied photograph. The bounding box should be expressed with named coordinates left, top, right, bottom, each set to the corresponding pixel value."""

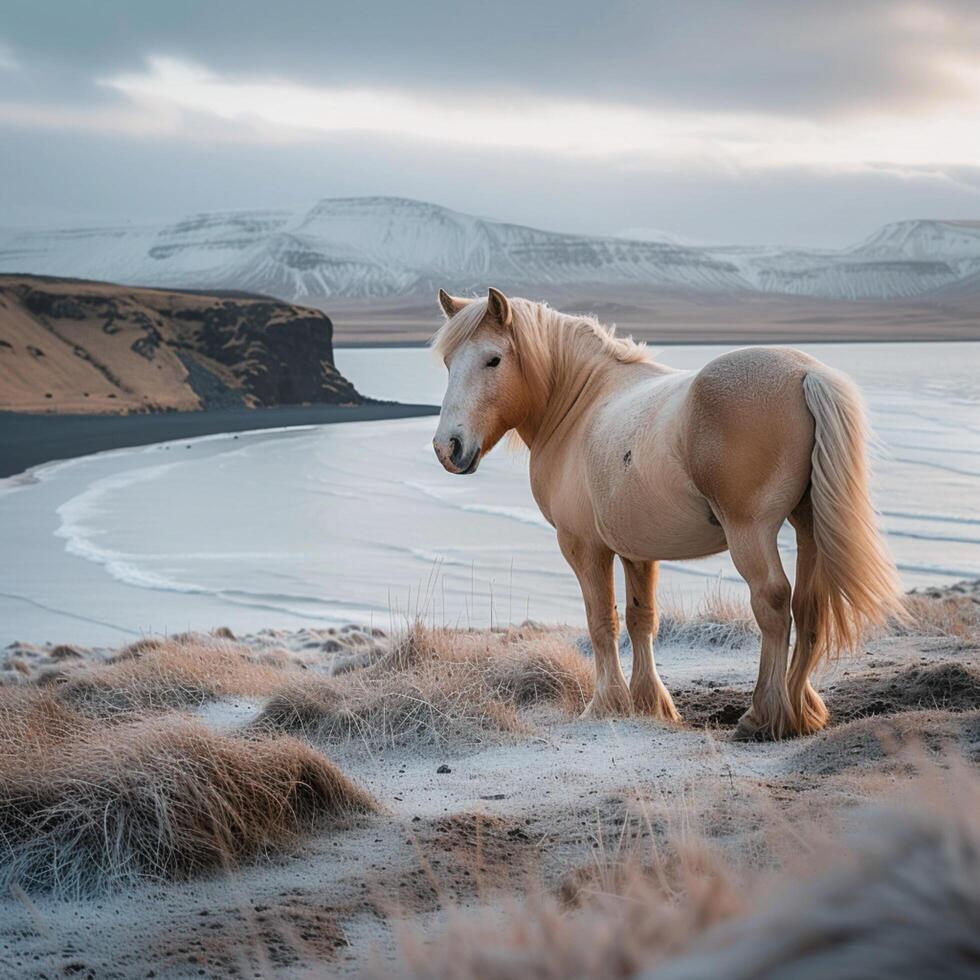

left=486, top=356, right=501, bottom=368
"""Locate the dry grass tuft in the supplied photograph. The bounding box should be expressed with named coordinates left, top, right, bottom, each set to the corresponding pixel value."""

left=902, top=591, right=980, bottom=644
left=488, top=635, right=594, bottom=712
left=112, top=636, right=167, bottom=659
left=656, top=583, right=978, bottom=653
left=382, top=620, right=448, bottom=673
left=53, top=636, right=301, bottom=716
left=257, top=623, right=592, bottom=749
left=257, top=662, right=525, bottom=748
left=48, top=644, right=84, bottom=660
left=0, top=687, right=100, bottom=750
left=659, top=588, right=759, bottom=649
left=0, top=688, right=378, bottom=896
left=256, top=679, right=349, bottom=737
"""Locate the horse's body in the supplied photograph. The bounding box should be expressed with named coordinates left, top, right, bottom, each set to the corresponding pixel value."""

left=432, top=288, right=905, bottom=738
left=533, top=364, right=729, bottom=562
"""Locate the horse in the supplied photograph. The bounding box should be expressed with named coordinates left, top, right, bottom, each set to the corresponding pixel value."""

left=431, top=287, right=907, bottom=739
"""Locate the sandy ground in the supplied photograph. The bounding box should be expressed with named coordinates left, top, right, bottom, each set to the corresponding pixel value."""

left=328, top=287, right=980, bottom=346
left=1, top=582, right=979, bottom=978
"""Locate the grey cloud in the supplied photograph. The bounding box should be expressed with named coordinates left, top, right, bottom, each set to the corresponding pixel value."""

left=3, top=0, right=980, bottom=116
left=866, top=162, right=980, bottom=193
left=2, top=1, right=979, bottom=245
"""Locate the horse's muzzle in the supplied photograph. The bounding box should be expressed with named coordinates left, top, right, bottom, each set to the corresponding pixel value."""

left=433, top=434, right=482, bottom=475
left=459, top=446, right=482, bottom=474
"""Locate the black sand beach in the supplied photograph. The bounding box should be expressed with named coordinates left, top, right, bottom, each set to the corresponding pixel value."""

left=0, top=403, right=440, bottom=479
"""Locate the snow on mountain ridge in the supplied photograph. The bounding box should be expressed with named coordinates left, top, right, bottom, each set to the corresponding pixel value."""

left=850, top=219, right=980, bottom=263
left=720, top=219, right=980, bottom=300
left=0, top=199, right=978, bottom=304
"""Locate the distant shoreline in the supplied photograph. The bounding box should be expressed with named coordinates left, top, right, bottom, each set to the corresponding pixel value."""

left=333, top=334, right=980, bottom=348
left=0, top=402, right=440, bottom=479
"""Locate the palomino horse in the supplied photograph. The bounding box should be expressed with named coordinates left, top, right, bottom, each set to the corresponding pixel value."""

left=431, top=288, right=906, bottom=739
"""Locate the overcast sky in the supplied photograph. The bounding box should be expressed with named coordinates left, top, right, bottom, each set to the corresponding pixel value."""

left=1, top=0, right=979, bottom=245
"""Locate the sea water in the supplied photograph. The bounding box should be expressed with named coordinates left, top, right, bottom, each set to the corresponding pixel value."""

left=0, top=343, right=977, bottom=647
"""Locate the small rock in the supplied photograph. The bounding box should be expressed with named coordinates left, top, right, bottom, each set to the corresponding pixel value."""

left=436, top=764, right=452, bottom=774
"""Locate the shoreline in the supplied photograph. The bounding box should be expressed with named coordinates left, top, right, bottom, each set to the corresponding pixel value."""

left=0, top=402, right=440, bottom=479
left=334, top=334, right=980, bottom=349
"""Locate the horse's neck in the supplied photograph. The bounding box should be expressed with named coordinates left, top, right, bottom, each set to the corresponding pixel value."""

left=517, top=345, right=620, bottom=452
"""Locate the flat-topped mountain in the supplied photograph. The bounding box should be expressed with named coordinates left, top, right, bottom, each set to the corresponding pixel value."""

left=0, top=275, right=361, bottom=414
left=2, top=198, right=979, bottom=307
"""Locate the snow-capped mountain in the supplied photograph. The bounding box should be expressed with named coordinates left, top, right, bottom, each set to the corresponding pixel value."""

left=725, top=219, right=980, bottom=301
left=1, top=198, right=978, bottom=305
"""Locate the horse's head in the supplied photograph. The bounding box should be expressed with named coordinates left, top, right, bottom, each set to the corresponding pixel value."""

left=432, top=287, right=530, bottom=475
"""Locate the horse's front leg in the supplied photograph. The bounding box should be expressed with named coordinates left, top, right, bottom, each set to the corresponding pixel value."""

left=622, top=558, right=681, bottom=722
left=558, top=531, right=632, bottom=718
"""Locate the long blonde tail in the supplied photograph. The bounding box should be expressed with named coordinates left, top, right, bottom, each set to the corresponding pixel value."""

left=801, top=367, right=907, bottom=661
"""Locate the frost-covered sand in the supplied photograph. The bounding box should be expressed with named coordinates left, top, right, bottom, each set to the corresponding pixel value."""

left=1, top=582, right=979, bottom=978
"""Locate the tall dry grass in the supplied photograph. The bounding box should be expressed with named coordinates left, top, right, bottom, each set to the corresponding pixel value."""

left=901, top=590, right=980, bottom=644
left=257, top=622, right=594, bottom=748
left=657, top=587, right=758, bottom=649
left=658, top=583, right=980, bottom=651
left=0, top=686, right=378, bottom=896
left=51, top=636, right=301, bottom=715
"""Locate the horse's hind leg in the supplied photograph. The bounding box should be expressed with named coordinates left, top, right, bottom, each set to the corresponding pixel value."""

left=622, top=558, right=680, bottom=722
left=558, top=531, right=632, bottom=718
left=726, top=522, right=796, bottom=740
left=788, top=495, right=830, bottom=735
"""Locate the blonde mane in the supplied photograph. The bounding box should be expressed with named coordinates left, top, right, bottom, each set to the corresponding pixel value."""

left=432, top=297, right=650, bottom=396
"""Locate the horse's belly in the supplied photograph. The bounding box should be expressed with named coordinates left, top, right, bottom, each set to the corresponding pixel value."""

left=592, top=468, right=728, bottom=562
left=598, top=503, right=727, bottom=561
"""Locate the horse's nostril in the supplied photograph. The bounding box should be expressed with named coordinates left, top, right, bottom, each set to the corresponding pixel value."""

left=449, top=436, right=462, bottom=462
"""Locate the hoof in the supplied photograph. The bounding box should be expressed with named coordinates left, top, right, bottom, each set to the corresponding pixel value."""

left=580, top=685, right=633, bottom=720
left=733, top=715, right=772, bottom=742
left=733, top=709, right=797, bottom=742
left=630, top=681, right=681, bottom=723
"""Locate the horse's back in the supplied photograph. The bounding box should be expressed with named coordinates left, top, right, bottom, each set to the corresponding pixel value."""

left=553, top=346, right=821, bottom=559
left=683, top=347, right=816, bottom=524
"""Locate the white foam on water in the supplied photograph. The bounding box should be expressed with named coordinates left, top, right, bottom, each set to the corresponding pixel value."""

left=54, top=461, right=205, bottom=594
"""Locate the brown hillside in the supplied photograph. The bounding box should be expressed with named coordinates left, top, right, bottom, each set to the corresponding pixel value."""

left=0, top=275, right=362, bottom=414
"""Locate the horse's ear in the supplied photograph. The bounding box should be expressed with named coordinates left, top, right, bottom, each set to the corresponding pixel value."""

left=438, top=289, right=468, bottom=319
left=487, top=287, right=512, bottom=328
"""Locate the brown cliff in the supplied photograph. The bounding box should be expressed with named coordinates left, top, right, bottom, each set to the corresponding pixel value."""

left=0, top=275, right=362, bottom=414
